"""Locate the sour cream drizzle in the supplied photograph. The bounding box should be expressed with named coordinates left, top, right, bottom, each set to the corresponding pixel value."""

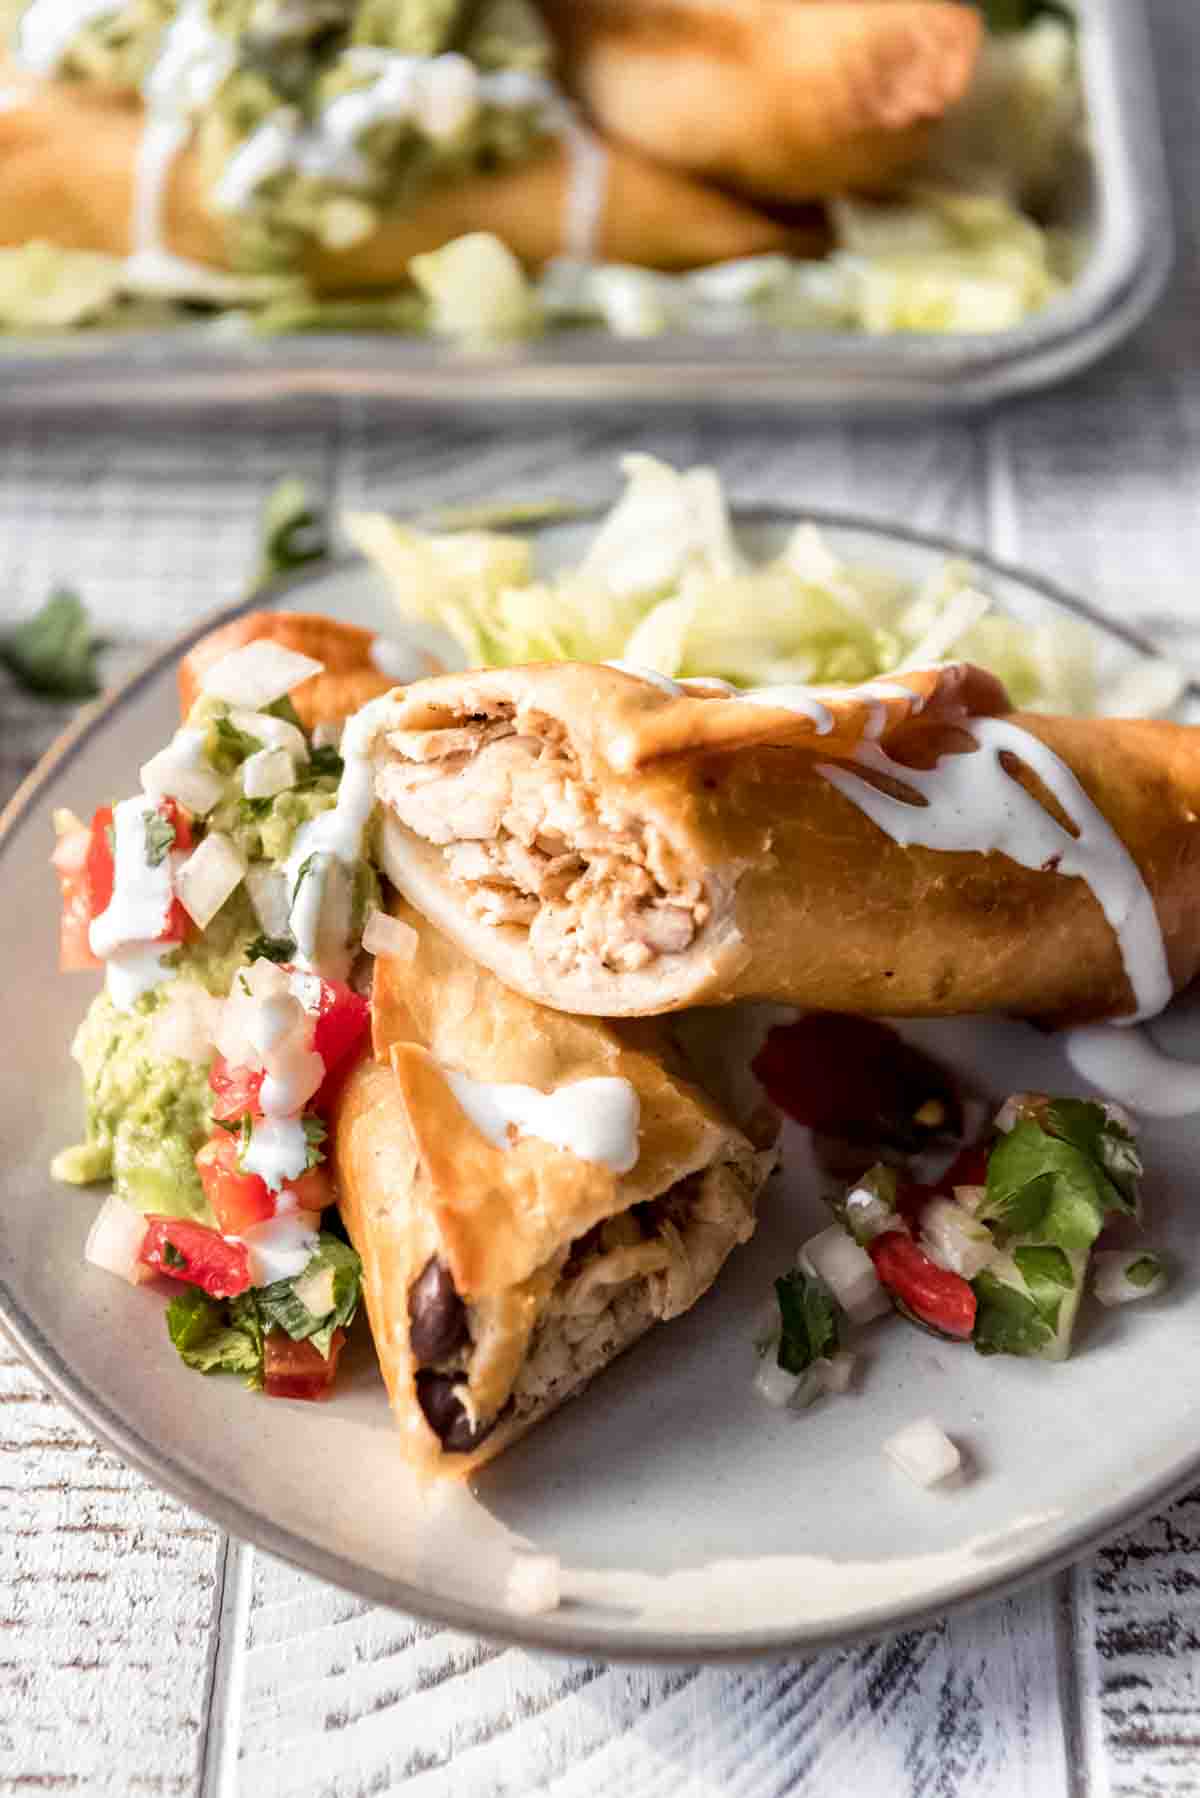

left=819, top=716, right=1171, bottom=1022
left=89, top=797, right=175, bottom=960
left=1065, top=1025, right=1200, bottom=1118
left=443, top=1069, right=641, bottom=1174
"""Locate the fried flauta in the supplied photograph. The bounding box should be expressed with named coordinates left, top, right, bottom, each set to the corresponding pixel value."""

left=333, top=898, right=774, bottom=1475
left=365, top=660, right=1200, bottom=1027
left=0, top=58, right=820, bottom=283
left=537, top=0, right=982, bottom=201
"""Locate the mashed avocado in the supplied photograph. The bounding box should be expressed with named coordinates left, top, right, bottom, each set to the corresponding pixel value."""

left=51, top=888, right=258, bottom=1216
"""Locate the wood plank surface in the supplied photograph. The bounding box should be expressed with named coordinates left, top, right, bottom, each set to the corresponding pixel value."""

left=4, top=3, right=1200, bottom=1790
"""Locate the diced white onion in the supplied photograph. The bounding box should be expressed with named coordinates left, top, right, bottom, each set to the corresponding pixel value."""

left=1093, top=1250, right=1167, bottom=1308
left=240, top=1210, right=321, bottom=1285
left=883, top=1418, right=962, bottom=1489
left=151, top=981, right=221, bottom=1064
left=229, top=709, right=309, bottom=764
left=85, top=1197, right=153, bottom=1286
left=140, top=729, right=225, bottom=816
left=817, top=1350, right=857, bottom=1395
left=953, top=1184, right=988, bottom=1215
left=920, top=1197, right=995, bottom=1281
left=175, top=831, right=246, bottom=929
left=241, top=746, right=296, bottom=800
left=800, top=1225, right=890, bottom=1325
left=754, top=1357, right=803, bottom=1408
left=200, top=640, right=324, bottom=711
left=245, top=864, right=291, bottom=937
left=361, top=908, right=419, bottom=962
left=504, top=1553, right=562, bottom=1617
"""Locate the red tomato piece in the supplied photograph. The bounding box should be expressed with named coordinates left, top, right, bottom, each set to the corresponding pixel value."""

left=52, top=827, right=100, bottom=971
left=85, top=805, right=115, bottom=919
left=195, top=1133, right=275, bottom=1236
left=263, top=1328, right=346, bottom=1400
left=751, top=1015, right=961, bottom=1152
left=287, top=974, right=370, bottom=1113
left=140, top=1216, right=251, bottom=1299
left=868, top=1231, right=977, bottom=1340
left=287, top=1164, right=336, bottom=1212
left=82, top=799, right=194, bottom=944
left=208, top=1055, right=265, bottom=1124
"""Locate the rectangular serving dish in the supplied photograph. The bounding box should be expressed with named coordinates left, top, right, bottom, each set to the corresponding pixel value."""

left=2, top=0, right=1172, bottom=415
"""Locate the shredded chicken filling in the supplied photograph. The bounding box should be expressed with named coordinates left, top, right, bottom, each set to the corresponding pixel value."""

left=379, top=713, right=708, bottom=977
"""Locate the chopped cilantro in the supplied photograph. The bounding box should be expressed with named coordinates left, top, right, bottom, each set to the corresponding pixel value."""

left=166, top=1289, right=262, bottom=1385
left=246, top=933, right=296, bottom=965
left=303, top=744, right=344, bottom=783
left=981, top=1101, right=1140, bottom=1253
left=238, top=796, right=274, bottom=823
left=302, top=1114, right=327, bottom=1169
left=774, top=1269, right=841, bottom=1375
left=0, top=587, right=102, bottom=699
left=143, top=811, right=176, bottom=867
left=255, top=478, right=329, bottom=590
left=162, top=1239, right=187, bottom=1271
left=265, top=694, right=304, bottom=730
left=165, top=1235, right=361, bottom=1385
left=972, top=1271, right=1054, bottom=1358
left=292, top=852, right=319, bottom=901
left=1013, top=1244, right=1074, bottom=1334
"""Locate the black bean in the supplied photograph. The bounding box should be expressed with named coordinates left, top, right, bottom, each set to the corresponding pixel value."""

left=408, top=1256, right=468, bottom=1365
left=415, top=1372, right=497, bottom=1454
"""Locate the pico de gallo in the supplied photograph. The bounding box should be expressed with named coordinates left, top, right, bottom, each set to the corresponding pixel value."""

left=50, top=635, right=393, bottom=1400
left=752, top=1015, right=1168, bottom=1415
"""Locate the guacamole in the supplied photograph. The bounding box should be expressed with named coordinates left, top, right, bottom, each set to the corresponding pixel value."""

left=51, top=887, right=258, bottom=1216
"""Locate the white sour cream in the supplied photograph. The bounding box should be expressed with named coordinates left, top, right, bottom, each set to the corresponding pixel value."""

left=240, top=1116, right=311, bottom=1192
left=604, top=662, right=685, bottom=697
left=1065, top=1025, right=1200, bottom=1118
left=105, top=942, right=174, bottom=1012
left=16, top=0, right=119, bottom=74
left=240, top=1211, right=320, bottom=1286
left=282, top=695, right=390, bottom=977
left=88, top=797, right=176, bottom=960
left=443, top=1068, right=641, bottom=1174
left=740, top=686, right=835, bottom=734
left=818, top=716, right=1171, bottom=1022
left=140, top=726, right=224, bottom=815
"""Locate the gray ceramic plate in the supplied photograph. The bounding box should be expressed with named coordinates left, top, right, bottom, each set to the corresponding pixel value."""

left=3, top=511, right=1200, bottom=1662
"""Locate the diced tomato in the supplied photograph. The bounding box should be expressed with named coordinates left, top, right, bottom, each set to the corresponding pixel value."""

left=85, top=805, right=115, bottom=919
left=80, top=799, right=194, bottom=946
left=208, top=1055, right=265, bottom=1124
left=868, top=1231, right=977, bottom=1340
left=307, top=978, right=370, bottom=1108
left=263, top=1328, right=346, bottom=1400
left=287, top=1163, right=336, bottom=1212
left=196, top=1132, right=275, bottom=1235
left=52, top=827, right=100, bottom=971
left=751, top=1015, right=962, bottom=1153
left=140, top=1216, right=251, bottom=1299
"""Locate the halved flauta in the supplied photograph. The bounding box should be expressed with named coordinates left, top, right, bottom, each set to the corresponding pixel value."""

left=361, top=660, right=1200, bottom=1026
left=0, top=57, right=820, bottom=283
left=537, top=0, right=983, bottom=200
left=333, top=897, right=776, bottom=1476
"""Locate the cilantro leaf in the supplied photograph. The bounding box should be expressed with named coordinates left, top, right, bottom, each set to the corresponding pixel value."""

left=982, top=1113, right=1138, bottom=1252
left=292, top=852, right=319, bottom=902
left=774, top=1269, right=841, bottom=1375
left=1042, top=1099, right=1142, bottom=1212
left=265, top=694, right=304, bottom=730
left=974, top=0, right=1072, bottom=31
left=0, top=587, right=102, bottom=699
left=143, top=811, right=176, bottom=867
left=162, top=1239, right=187, bottom=1270
left=306, top=744, right=344, bottom=781
left=166, top=1289, right=263, bottom=1384
left=302, top=1114, right=327, bottom=1169
left=1013, top=1244, right=1074, bottom=1334
left=253, top=1234, right=362, bottom=1354
left=971, top=1270, right=1054, bottom=1358
left=246, top=933, right=296, bottom=965
left=255, top=477, right=329, bottom=590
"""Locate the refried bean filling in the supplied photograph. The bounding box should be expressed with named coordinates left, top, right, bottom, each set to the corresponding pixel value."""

left=377, top=711, right=708, bottom=976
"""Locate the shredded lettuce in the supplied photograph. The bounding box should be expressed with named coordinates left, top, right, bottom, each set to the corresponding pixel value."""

left=351, top=452, right=1157, bottom=714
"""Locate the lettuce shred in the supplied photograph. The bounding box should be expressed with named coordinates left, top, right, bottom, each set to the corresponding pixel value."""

left=346, top=452, right=1171, bottom=716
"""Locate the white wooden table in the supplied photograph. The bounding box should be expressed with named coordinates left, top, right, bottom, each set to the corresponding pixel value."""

left=4, top=7, right=1200, bottom=1789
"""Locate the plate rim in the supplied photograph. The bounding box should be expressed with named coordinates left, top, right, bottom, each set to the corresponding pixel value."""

left=4, top=504, right=1199, bottom=1663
